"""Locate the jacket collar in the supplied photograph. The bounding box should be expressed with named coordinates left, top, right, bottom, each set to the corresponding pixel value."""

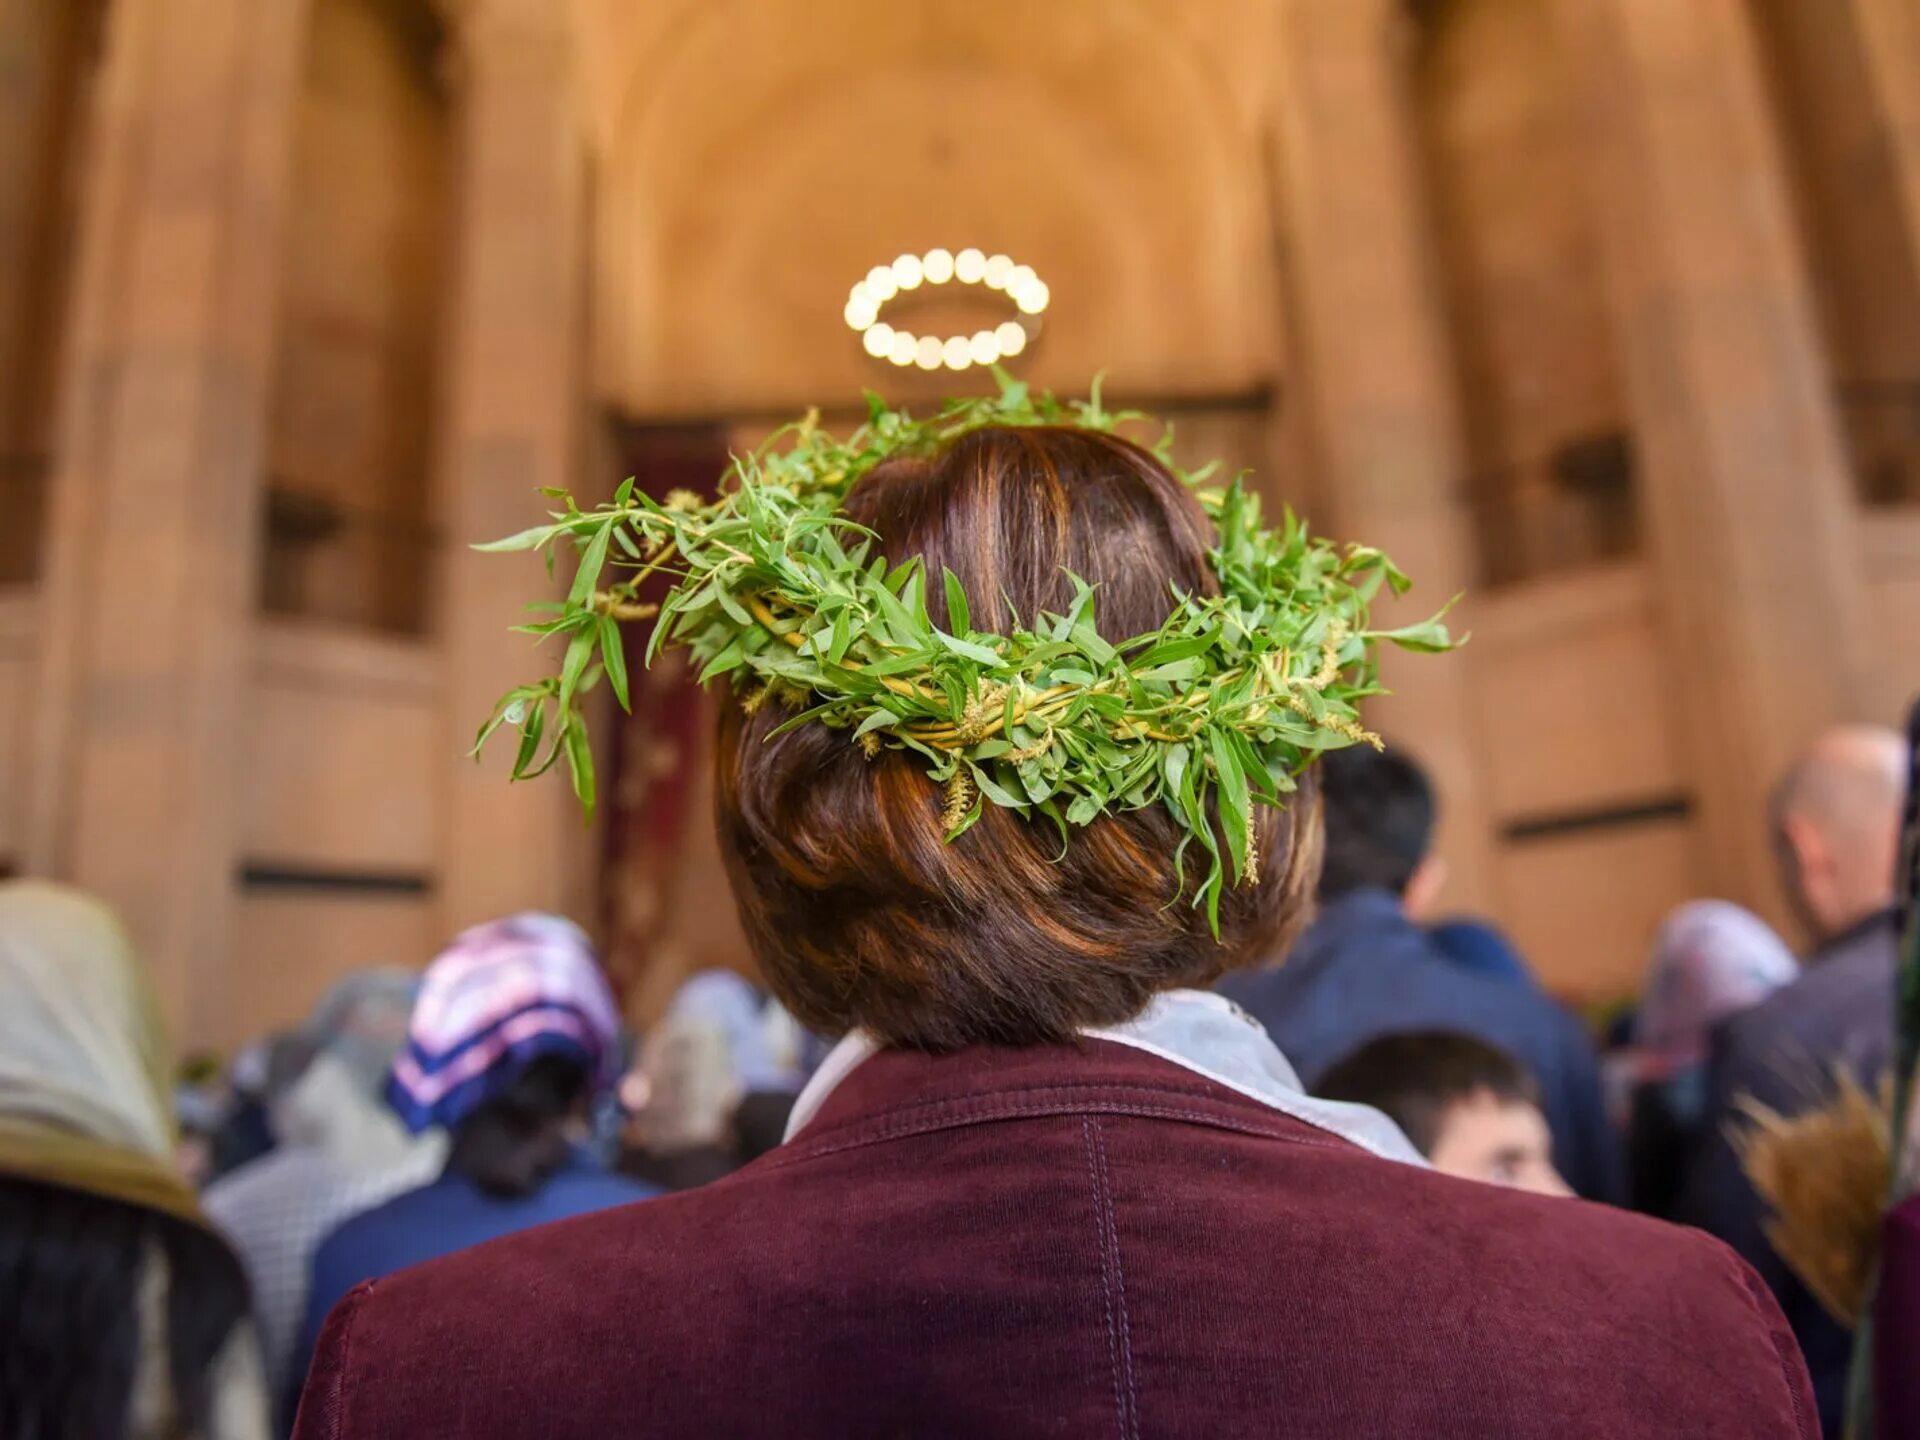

left=1813, top=904, right=1899, bottom=964
left=785, top=989, right=1425, bottom=1167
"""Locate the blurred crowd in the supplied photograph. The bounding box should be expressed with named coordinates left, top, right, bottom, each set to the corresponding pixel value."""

left=0, top=721, right=1905, bottom=1436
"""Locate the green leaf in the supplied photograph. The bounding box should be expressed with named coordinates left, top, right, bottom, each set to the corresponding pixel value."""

left=853, top=708, right=901, bottom=740
left=1071, top=621, right=1116, bottom=669
left=1210, top=727, right=1251, bottom=880
left=472, top=524, right=559, bottom=553
left=698, top=637, right=746, bottom=683
left=1372, top=613, right=1460, bottom=653
left=512, top=699, right=548, bottom=777
left=558, top=626, right=595, bottom=711
left=564, top=711, right=595, bottom=818
left=1065, top=792, right=1103, bottom=826
left=599, top=614, right=630, bottom=711
left=1141, top=657, right=1206, bottom=683
left=568, top=521, right=613, bottom=607
left=935, top=630, right=1002, bottom=667
left=943, top=568, right=971, bottom=635
left=969, top=764, right=1027, bottom=810
left=827, top=607, right=853, bottom=666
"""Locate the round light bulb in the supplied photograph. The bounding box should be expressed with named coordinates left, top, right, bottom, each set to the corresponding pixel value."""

left=954, top=247, right=986, bottom=284
left=844, top=295, right=879, bottom=330
left=942, top=336, right=972, bottom=370
left=915, top=335, right=944, bottom=370
left=864, top=266, right=898, bottom=303
left=890, top=254, right=924, bottom=290
left=1005, top=265, right=1036, bottom=295
left=863, top=323, right=894, bottom=358
left=983, top=253, right=1013, bottom=289
left=1014, top=280, right=1049, bottom=315
left=995, top=320, right=1027, bottom=356
left=921, top=248, right=954, bottom=284
left=849, top=280, right=871, bottom=304
left=888, top=330, right=917, bottom=366
left=968, top=330, right=1000, bottom=365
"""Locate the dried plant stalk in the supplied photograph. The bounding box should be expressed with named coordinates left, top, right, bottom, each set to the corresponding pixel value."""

left=1736, top=1068, right=1891, bottom=1328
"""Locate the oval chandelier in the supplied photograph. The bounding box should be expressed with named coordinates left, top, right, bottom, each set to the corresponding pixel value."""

left=843, top=247, right=1050, bottom=371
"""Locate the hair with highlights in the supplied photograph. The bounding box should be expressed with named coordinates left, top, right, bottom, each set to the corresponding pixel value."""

left=715, top=426, right=1323, bottom=1049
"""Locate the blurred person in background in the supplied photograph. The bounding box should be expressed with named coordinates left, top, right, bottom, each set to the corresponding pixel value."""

left=665, top=967, right=816, bottom=1093
left=204, top=1034, right=303, bottom=1184
left=1314, top=1030, right=1572, bottom=1197
left=1683, top=723, right=1906, bottom=1436
left=1427, top=916, right=1536, bottom=988
left=287, top=915, right=655, bottom=1414
left=203, top=971, right=444, bottom=1405
left=1621, top=901, right=1798, bottom=1219
left=1220, top=744, right=1622, bottom=1201
left=0, top=880, right=269, bottom=1438
left=619, top=1010, right=743, bottom=1190
left=619, top=968, right=812, bottom=1189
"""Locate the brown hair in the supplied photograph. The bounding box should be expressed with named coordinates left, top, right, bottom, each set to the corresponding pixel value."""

left=714, top=426, right=1322, bottom=1049
left=1313, top=1031, right=1540, bottom=1157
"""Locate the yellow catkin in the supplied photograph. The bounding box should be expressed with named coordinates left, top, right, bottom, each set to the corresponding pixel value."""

left=954, top=684, right=1011, bottom=745
left=941, top=769, right=977, bottom=831
left=1005, top=727, right=1055, bottom=764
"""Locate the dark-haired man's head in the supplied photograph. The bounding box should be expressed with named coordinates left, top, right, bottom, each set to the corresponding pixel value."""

left=445, top=1054, right=591, bottom=1199
left=1315, top=1030, right=1568, bottom=1196
left=1315, top=745, right=1446, bottom=917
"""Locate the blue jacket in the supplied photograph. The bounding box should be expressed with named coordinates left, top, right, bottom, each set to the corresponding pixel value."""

left=1219, top=888, right=1622, bottom=1203
left=287, top=1150, right=657, bottom=1423
left=1679, top=908, right=1897, bottom=1438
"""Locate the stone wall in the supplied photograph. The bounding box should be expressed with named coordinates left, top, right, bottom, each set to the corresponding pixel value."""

left=1416, top=0, right=1632, bottom=584
left=8, top=0, right=1920, bottom=1043
left=264, top=0, right=448, bottom=634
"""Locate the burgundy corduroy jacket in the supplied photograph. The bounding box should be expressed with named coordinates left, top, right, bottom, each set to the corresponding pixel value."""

left=294, top=1040, right=1815, bottom=1438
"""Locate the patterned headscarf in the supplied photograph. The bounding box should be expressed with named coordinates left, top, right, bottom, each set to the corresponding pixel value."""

left=0, top=880, right=201, bottom=1225
left=388, top=914, right=621, bottom=1133
left=1632, top=900, right=1800, bottom=1082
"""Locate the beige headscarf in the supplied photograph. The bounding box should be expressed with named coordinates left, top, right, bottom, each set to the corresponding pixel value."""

left=0, top=879, right=201, bottom=1224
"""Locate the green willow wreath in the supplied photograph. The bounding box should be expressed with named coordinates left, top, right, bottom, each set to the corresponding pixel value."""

left=473, top=371, right=1457, bottom=931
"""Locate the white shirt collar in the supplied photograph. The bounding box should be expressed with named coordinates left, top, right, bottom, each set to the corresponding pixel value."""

left=785, top=988, right=1427, bottom=1168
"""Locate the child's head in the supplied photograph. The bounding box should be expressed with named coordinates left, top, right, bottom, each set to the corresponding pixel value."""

left=1315, top=1031, right=1571, bottom=1197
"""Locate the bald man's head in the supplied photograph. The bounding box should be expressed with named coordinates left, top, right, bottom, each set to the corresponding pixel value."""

left=1771, top=724, right=1906, bottom=946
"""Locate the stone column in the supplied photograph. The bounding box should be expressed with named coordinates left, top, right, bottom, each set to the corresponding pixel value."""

left=0, top=0, right=88, bottom=463
left=1851, top=0, right=1920, bottom=254
left=25, top=0, right=309, bottom=1041
left=433, top=0, right=590, bottom=934
left=1553, top=0, right=1873, bottom=914
left=1269, top=0, right=1495, bottom=907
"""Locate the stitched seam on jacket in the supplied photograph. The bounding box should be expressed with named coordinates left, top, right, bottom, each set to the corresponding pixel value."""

left=1082, top=1117, right=1142, bottom=1440
left=795, top=1077, right=1250, bottom=1139
left=1726, top=1249, right=1817, bottom=1440
left=764, top=1096, right=1354, bottom=1172
left=764, top=1090, right=1351, bottom=1175
left=318, top=1277, right=377, bottom=1438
